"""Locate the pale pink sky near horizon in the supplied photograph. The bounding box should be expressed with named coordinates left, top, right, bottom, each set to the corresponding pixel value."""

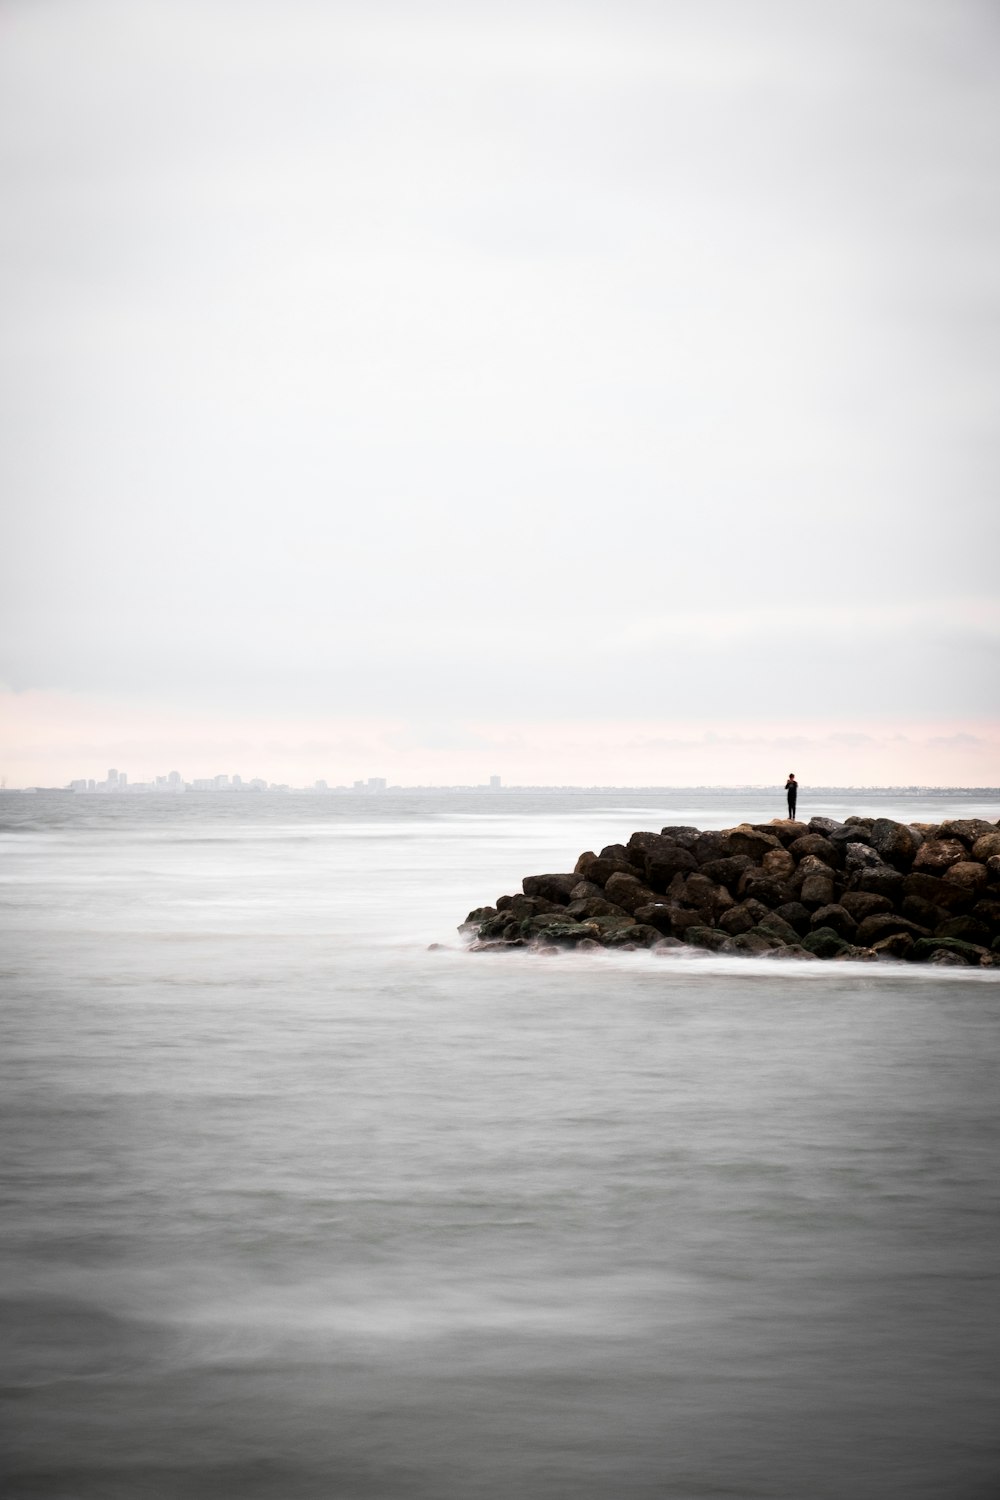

left=2, top=691, right=997, bottom=788
left=1, top=2, right=998, bottom=769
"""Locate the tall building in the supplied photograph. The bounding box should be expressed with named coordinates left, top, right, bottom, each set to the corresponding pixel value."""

left=167, top=770, right=182, bottom=786
left=489, top=775, right=501, bottom=789
left=107, top=769, right=118, bottom=787
left=367, top=777, right=386, bottom=791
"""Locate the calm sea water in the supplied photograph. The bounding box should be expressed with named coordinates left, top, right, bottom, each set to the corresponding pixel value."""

left=2, top=790, right=999, bottom=1500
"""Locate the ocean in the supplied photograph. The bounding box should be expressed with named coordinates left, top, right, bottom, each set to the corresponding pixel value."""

left=2, top=789, right=998, bottom=1499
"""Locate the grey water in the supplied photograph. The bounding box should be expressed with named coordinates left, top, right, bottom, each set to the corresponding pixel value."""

left=2, top=789, right=998, bottom=1500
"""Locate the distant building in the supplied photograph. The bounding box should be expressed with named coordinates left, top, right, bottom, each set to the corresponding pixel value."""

left=167, top=770, right=182, bottom=786
left=353, top=780, right=365, bottom=791
left=489, top=775, right=501, bottom=789
left=314, top=779, right=328, bottom=791
left=367, top=777, right=386, bottom=791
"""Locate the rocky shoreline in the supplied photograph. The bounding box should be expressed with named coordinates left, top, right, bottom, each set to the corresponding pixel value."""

left=460, top=816, right=1000, bottom=966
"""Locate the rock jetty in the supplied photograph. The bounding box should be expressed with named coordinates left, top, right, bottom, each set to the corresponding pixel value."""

left=460, top=816, right=1000, bottom=966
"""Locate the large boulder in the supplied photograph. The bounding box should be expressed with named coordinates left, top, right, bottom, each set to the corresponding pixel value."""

left=943, top=861, right=989, bottom=895
left=762, top=847, right=796, bottom=881
left=869, top=818, right=921, bottom=867
left=829, top=823, right=875, bottom=849
left=718, top=904, right=755, bottom=936
left=935, top=915, right=993, bottom=946
left=699, top=854, right=753, bottom=888
left=844, top=842, right=884, bottom=873
left=911, top=936, right=990, bottom=965
left=788, top=834, right=838, bottom=865
left=658, top=826, right=701, bottom=849
left=937, top=818, right=997, bottom=848
left=766, top=819, right=810, bottom=844
left=839, top=890, right=893, bottom=920
left=802, top=926, right=852, bottom=958
left=774, top=901, right=812, bottom=934
left=584, top=855, right=635, bottom=886
left=856, top=913, right=929, bottom=946
left=971, top=831, right=1000, bottom=862
left=684, top=925, right=731, bottom=953
left=604, top=871, right=658, bottom=915
left=693, top=830, right=728, bottom=864
left=522, top=873, right=580, bottom=905
left=854, top=867, right=906, bottom=901
left=912, top=839, right=967, bottom=873
left=809, top=904, right=858, bottom=941
left=902, top=871, right=969, bottom=911
left=634, top=902, right=678, bottom=935
left=756, top=912, right=800, bottom=945
left=721, top=824, right=783, bottom=861
left=871, top=932, right=916, bottom=961
left=808, top=817, right=843, bottom=836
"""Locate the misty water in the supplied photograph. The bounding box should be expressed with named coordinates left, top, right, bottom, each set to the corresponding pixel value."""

left=2, top=789, right=998, bottom=1499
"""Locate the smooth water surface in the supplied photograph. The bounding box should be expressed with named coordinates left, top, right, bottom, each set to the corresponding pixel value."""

left=2, top=791, right=999, bottom=1498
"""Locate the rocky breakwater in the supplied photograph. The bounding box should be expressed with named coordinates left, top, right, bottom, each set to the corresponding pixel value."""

left=460, top=816, right=1000, bottom=966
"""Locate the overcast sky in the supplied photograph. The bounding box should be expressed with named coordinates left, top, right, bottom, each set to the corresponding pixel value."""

left=1, top=0, right=998, bottom=784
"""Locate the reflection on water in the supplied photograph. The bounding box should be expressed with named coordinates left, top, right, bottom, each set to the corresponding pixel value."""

left=1, top=792, right=999, bottom=1498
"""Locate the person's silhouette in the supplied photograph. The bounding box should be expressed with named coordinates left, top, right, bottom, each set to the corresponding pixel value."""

left=785, top=773, right=798, bottom=819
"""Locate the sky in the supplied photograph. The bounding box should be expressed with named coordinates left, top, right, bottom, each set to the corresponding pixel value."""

left=1, top=0, right=998, bottom=786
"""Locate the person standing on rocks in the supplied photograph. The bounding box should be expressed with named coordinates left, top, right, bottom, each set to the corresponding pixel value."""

left=785, top=773, right=798, bottom=819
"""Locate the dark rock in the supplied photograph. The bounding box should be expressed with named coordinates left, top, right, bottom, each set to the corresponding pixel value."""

left=461, top=905, right=497, bottom=934
left=604, top=871, right=658, bottom=915
left=855, top=913, right=929, bottom=945
left=839, top=890, right=893, bottom=920
left=789, top=833, right=839, bottom=866
left=937, top=818, right=997, bottom=848
left=599, top=843, right=630, bottom=862
left=800, top=872, right=836, bottom=907
left=720, top=824, right=783, bottom=861
left=766, top=944, right=820, bottom=960
left=685, top=925, right=731, bottom=952
left=912, top=839, right=967, bottom=873
left=927, top=950, right=971, bottom=966
left=809, top=904, right=858, bottom=941
left=527, top=921, right=602, bottom=948
left=854, top=867, right=906, bottom=901
left=658, top=826, right=701, bottom=848
left=693, top=830, right=727, bottom=864
left=574, top=851, right=598, bottom=877
left=845, top=815, right=874, bottom=829
left=902, top=871, right=969, bottom=911
left=827, top=822, right=875, bottom=846
left=644, top=847, right=699, bottom=890
left=569, top=880, right=604, bottom=902
left=972, top=897, right=1000, bottom=927
left=942, top=861, right=988, bottom=895
left=718, top=904, right=755, bottom=936
left=869, top=818, right=921, bottom=867
left=651, top=936, right=686, bottom=952
left=761, top=848, right=796, bottom=881
left=634, top=902, right=676, bottom=936
left=765, top=819, right=810, bottom=845
left=726, top=929, right=786, bottom=956
left=808, top=817, right=843, bottom=835
left=901, top=895, right=948, bottom=930
left=683, top=872, right=720, bottom=909
left=522, top=873, right=579, bottom=905
left=739, top=875, right=789, bottom=908
left=871, top=932, right=915, bottom=960
left=670, top=907, right=709, bottom=938
left=565, top=896, right=631, bottom=922
left=699, top=855, right=753, bottom=889
left=935, top=915, right=992, bottom=946
left=774, top=901, right=811, bottom=935
left=972, top=831, right=1000, bottom=861
left=756, top=912, right=799, bottom=945
left=585, top=855, right=635, bottom=886
left=844, top=842, right=884, bottom=873
left=801, top=926, right=852, bottom=958
left=911, top=936, right=990, bottom=964
left=614, top=923, right=662, bottom=948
